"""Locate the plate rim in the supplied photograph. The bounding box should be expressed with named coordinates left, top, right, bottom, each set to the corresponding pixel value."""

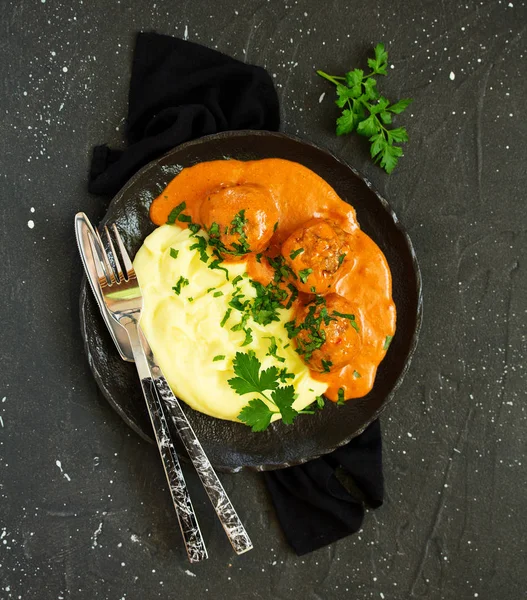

left=81, top=129, right=423, bottom=472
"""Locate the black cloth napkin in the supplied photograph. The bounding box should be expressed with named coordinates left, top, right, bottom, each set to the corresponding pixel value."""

left=88, top=31, right=384, bottom=555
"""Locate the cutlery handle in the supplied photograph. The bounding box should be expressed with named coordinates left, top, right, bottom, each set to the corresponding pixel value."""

left=126, top=325, right=208, bottom=563
left=154, top=376, right=253, bottom=555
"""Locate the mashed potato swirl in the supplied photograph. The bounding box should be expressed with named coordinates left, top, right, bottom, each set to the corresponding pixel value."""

left=133, top=224, right=328, bottom=422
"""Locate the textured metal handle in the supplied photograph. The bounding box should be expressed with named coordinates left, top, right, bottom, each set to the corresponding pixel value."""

left=126, top=324, right=208, bottom=563
left=154, top=376, right=253, bottom=555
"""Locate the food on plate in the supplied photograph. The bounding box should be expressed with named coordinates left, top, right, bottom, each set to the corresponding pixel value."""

left=134, top=158, right=396, bottom=430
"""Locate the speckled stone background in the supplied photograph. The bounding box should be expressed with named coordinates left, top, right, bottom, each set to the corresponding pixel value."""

left=1, top=1, right=526, bottom=599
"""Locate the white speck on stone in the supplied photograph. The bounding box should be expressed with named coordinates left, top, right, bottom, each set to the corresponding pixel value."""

left=55, top=459, right=71, bottom=481
left=508, top=2, right=513, bottom=6
left=130, top=534, right=140, bottom=543
left=185, top=570, right=197, bottom=577
left=51, top=51, right=56, bottom=56
left=304, top=11, right=308, bottom=16
left=30, top=207, right=35, bottom=213
left=41, top=0, right=46, bottom=3
left=319, top=92, right=325, bottom=103
left=92, top=522, right=103, bottom=548
left=449, top=71, right=455, bottom=80
left=23, top=91, right=28, bottom=96
left=62, top=66, right=68, bottom=73
left=184, top=25, right=189, bottom=40
left=380, top=594, right=385, bottom=599
left=28, top=220, right=35, bottom=229
left=0, top=416, right=3, bottom=428
left=59, top=103, right=64, bottom=112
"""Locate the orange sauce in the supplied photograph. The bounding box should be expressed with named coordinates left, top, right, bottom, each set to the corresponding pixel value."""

left=150, top=158, right=396, bottom=401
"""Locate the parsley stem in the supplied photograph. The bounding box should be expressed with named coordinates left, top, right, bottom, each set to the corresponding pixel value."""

left=316, top=70, right=345, bottom=86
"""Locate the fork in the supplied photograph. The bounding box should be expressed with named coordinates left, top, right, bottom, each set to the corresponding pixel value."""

left=88, top=223, right=208, bottom=563
left=90, top=221, right=253, bottom=557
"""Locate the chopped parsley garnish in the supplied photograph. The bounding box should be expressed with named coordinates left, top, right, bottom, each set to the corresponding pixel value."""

left=229, top=352, right=299, bottom=431
left=206, top=287, right=216, bottom=293
left=208, top=258, right=229, bottom=280
left=353, top=370, right=361, bottom=378
left=229, top=210, right=250, bottom=255
left=250, top=280, right=286, bottom=326
left=189, top=235, right=209, bottom=262
left=383, top=335, right=393, bottom=350
left=298, top=268, right=313, bottom=284
left=285, top=283, right=298, bottom=309
left=316, top=396, right=325, bottom=409
left=289, top=247, right=304, bottom=260
left=286, top=296, right=335, bottom=362
left=220, top=308, right=232, bottom=327
left=188, top=297, right=194, bottom=303
left=178, top=213, right=192, bottom=223
left=169, top=248, right=179, bottom=259
left=265, top=336, right=286, bottom=363
left=255, top=253, right=262, bottom=263
left=213, top=291, right=224, bottom=297
left=241, top=328, right=253, bottom=347
left=321, top=359, right=333, bottom=373
left=337, top=388, right=346, bottom=405
left=338, top=253, right=346, bottom=266
left=267, top=255, right=297, bottom=282
left=278, top=368, right=295, bottom=383
left=188, top=222, right=201, bottom=234
left=172, top=276, right=189, bottom=295
left=213, top=355, right=225, bottom=362
left=166, top=202, right=187, bottom=224
left=332, top=310, right=360, bottom=332
left=232, top=275, right=243, bottom=286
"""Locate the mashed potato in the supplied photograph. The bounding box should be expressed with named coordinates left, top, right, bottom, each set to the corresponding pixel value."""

left=133, top=224, right=328, bottom=422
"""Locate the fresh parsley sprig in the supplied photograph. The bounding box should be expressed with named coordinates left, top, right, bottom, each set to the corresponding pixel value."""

left=230, top=352, right=314, bottom=431
left=317, top=43, right=413, bottom=174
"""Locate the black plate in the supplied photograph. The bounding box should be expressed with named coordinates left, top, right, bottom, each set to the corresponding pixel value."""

left=80, top=131, right=422, bottom=472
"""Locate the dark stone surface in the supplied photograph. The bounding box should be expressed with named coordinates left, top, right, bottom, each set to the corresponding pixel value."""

left=1, top=1, right=525, bottom=599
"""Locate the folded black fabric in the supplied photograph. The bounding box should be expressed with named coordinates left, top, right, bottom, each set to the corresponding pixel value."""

left=264, top=420, right=383, bottom=555
left=88, top=31, right=384, bottom=555
left=88, top=32, right=280, bottom=196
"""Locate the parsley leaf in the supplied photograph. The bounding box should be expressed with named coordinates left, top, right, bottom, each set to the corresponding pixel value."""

left=230, top=352, right=304, bottom=431
left=213, top=355, right=225, bottom=362
left=353, top=370, right=361, bottom=378
left=383, top=335, right=393, bottom=350
left=271, top=386, right=297, bottom=425
left=238, top=399, right=275, bottom=432
left=169, top=248, right=179, bottom=259
left=317, top=43, right=412, bottom=173
left=228, top=352, right=279, bottom=396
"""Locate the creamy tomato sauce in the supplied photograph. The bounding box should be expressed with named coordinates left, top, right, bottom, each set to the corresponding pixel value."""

left=150, top=158, right=396, bottom=401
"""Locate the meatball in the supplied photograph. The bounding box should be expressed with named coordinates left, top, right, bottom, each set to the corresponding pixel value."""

left=290, top=294, right=361, bottom=373
left=200, top=184, right=279, bottom=257
left=281, top=219, right=349, bottom=294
